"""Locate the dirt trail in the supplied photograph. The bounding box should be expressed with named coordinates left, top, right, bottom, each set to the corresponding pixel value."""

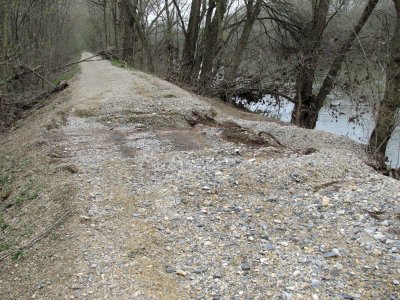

left=1, top=53, right=399, bottom=299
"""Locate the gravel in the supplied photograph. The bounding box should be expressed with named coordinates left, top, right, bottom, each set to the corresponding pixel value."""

left=1, top=53, right=398, bottom=299
left=66, top=56, right=400, bottom=299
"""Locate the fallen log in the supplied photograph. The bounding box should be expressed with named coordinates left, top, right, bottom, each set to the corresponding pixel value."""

left=33, top=80, right=69, bottom=101
left=20, top=81, right=69, bottom=111
left=97, top=49, right=119, bottom=60
left=50, top=55, right=102, bottom=72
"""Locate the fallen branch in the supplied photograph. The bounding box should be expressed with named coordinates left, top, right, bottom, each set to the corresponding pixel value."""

left=33, top=81, right=69, bottom=102
left=258, top=131, right=286, bottom=147
left=18, top=81, right=69, bottom=111
left=50, top=55, right=102, bottom=72
left=97, top=49, right=119, bottom=60
left=0, top=208, right=75, bottom=262
left=24, top=64, right=55, bottom=87
left=313, top=180, right=344, bottom=192
left=5, top=65, right=43, bottom=83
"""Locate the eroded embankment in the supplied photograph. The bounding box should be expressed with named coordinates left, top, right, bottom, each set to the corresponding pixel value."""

left=0, top=53, right=399, bottom=300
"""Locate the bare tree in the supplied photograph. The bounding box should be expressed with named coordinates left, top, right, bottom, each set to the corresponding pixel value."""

left=292, top=0, right=380, bottom=128
left=370, top=0, right=400, bottom=160
left=121, top=0, right=136, bottom=64
left=178, top=0, right=202, bottom=82
left=225, top=0, right=263, bottom=82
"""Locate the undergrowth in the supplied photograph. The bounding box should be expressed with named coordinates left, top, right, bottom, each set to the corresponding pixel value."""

left=111, top=58, right=126, bottom=68
left=53, top=64, right=81, bottom=85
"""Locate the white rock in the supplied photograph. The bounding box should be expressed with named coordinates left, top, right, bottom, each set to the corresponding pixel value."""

left=176, top=270, right=187, bottom=276
left=373, top=233, right=385, bottom=240
left=322, top=196, right=330, bottom=207
left=260, top=258, right=268, bottom=264
left=293, top=270, right=301, bottom=276
left=380, top=220, right=389, bottom=226
left=280, top=241, right=289, bottom=247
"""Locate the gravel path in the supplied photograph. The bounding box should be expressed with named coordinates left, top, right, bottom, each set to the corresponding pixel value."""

left=0, top=53, right=399, bottom=299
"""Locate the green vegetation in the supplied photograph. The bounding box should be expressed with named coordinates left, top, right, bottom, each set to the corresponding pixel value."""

left=14, top=181, right=40, bottom=206
left=0, top=174, right=10, bottom=186
left=17, top=158, right=30, bottom=170
left=0, top=163, right=13, bottom=202
left=0, top=240, right=12, bottom=252
left=11, top=249, right=24, bottom=261
left=0, top=214, right=9, bottom=231
left=52, top=65, right=81, bottom=86
left=111, top=58, right=125, bottom=68
left=163, top=94, right=177, bottom=99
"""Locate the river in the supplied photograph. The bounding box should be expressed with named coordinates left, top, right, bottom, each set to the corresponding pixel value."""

left=235, top=95, right=400, bottom=168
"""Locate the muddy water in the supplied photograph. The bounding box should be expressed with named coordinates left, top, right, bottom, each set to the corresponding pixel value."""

left=236, top=95, right=400, bottom=168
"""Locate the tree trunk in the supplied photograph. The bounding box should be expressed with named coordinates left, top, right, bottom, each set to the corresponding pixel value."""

left=112, top=0, right=119, bottom=50
left=192, top=1, right=212, bottom=82
left=369, top=0, right=400, bottom=159
left=225, top=0, right=262, bottom=82
left=133, top=17, right=155, bottom=73
left=199, top=0, right=227, bottom=84
left=2, top=2, right=10, bottom=60
left=292, top=0, right=330, bottom=127
left=181, top=0, right=202, bottom=82
left=293, top=0, right=380, bottom=128
left=103, top=0, right=108, bottom=49
left=121, top=0, right=135, bottom=64
left=164, top=0, right=175, bottom=77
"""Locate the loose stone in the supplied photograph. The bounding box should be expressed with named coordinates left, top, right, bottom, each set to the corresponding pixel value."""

left=241, top=262, right=251, bottom=271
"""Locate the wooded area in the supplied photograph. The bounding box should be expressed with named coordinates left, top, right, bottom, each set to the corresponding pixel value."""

left=0, top=0, right=81, bottom=128
left=1, top=0, right=399, bottom=167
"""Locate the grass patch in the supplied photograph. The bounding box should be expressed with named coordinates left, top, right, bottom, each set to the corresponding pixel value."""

left=0, top=174, right=11, bottom=186
left=11, top=249, right=24, bottom=261
left=0, top=240, right=12, bottom=252
left=163, top=94, right=177, bottom=99
left=52, top=64, right=81, bottom=85
left=14, top=181, right=40, bottom=206
left=0, top=170, right=13, bottom=201
left=17, top=158, right=31, bottom=170
left=111, top=58, right=125, bottom=68
left=0, top=214, right=9, bottom=231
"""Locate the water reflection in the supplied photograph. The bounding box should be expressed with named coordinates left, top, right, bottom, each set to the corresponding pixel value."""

left=235, top=95, right=400, bottom=168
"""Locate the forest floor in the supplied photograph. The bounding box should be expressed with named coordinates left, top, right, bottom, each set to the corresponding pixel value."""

left=0, top=53, right=399, bottom=300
